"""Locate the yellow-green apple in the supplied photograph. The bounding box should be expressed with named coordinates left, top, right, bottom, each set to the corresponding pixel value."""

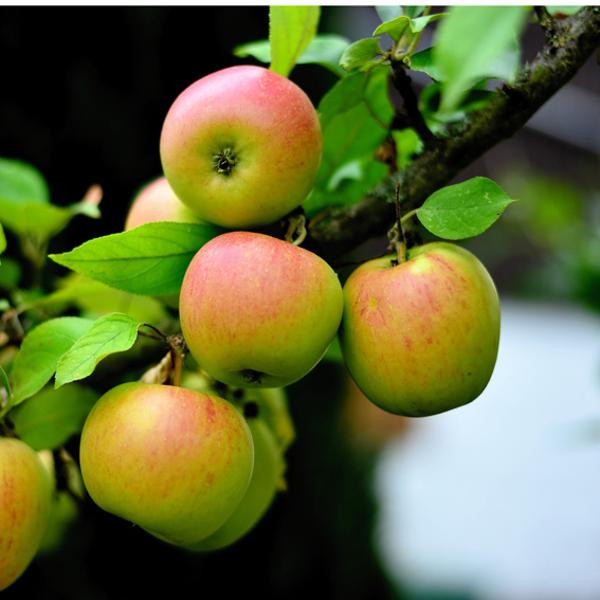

left=189, top=418, right=285, bottom=551
left=79, top=383, right=254, bottom=547
left=0, top=438, right=52, bottom=591
left=180, top=371, right=295, bottom=451
left=125, top=176, right=198, bottom=230
left=179, top=231, right=343, bottom=388
left=340, top=242, right=500, bottom=417
left=160, top=65, right=322, bottom=228
left=247, top=387, right=295, bottom=452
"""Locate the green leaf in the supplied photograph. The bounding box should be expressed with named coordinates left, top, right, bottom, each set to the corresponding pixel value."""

left=10, top=317, right=94, bottom=405
left=10, top=385, right=98, bottom=451
left=293, top=34, right=349, bottom=75
left=318, top=72, right=365, bottom=130
left=269, top=6, right=320, bottom=77
left=305, top=159, right=387, bottom=216
left=410, top=47, right=443, bottom=80
left=312, top=66, right=392, bottom=208
left=49, top=222, right=222, bottom=296
left=0, top=158, right=49, bottom=205
left=364, top=64, right=395, bottom=126
left=0, top=158, right=99, bottom=240
left=0, top=224, right=5, bottom=255
left=488, top=37, right=521, bottom=82
left=235, top=34, right=349, bottom=75
left=317, top=105, right=386, bottom=192
left=0, top=197, right=100, bottom=240
left=21, top=274, right=168, bottom=323
left=234, top=39, right=271, bottom=62
left=339, top=38, right=381, bottom=72
left=373, top=13, right=444, bottom=41
left=376, top=6, right=403, bottom=22
left=412, top=39, right=519, bottom=85
left=410, top=13, right=446, bottom=33
left=55, top=313, right=140, bottom=388
left=0, top=258, right=21, bottom=290
left=392, top=128, right=424, bottom=169
left=375, top=6, right=425, bottom=21
left=373, top=16, right=411, bottom=42
left=417, top=177, right=517, bottom=240
left=403, top=6, right=425, bottom=18
left=0, top=365, right=10, bottom=403
left=433, top=6, right=529, bottom=113
left=420, top=82, right=496, bottom=125
left=546, top=6, right=582, bottom=16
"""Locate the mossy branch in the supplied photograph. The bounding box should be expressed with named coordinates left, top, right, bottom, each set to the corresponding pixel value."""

left=308, top=7, right=600, bottom=258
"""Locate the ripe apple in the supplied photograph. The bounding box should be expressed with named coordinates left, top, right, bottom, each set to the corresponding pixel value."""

left=125, top=176, right=199, bottom=230
left=0, top=438, right=52, bottom=591
left=179, top=231, right=344, bottom=388
left=340, top=242, right=500, bottom=417
left=188, top=417, right=284, bottom=551
left=79, top=383, right=254, bottom=547
left=160, top=65, right=322, bottom=228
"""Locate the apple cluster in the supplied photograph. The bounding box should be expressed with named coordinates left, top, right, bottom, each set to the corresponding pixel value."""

left=82, top=65, right=500, bottom=556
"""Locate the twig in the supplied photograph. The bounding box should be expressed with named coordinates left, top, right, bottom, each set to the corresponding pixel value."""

left=390, top=61, right=437, bottom=146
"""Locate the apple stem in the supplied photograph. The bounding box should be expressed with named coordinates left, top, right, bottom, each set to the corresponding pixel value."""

left=0, top=418, right=16, bottom=438
left=167, top=334, right=186, bottom=387
left=388, top=183, right=408, bottom=266
left=285, top=214, right=307, bottom=246
left=400, top=208, right=418, bottom=226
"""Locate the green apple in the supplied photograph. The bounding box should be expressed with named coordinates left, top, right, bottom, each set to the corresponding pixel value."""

left=179, top=231, right=343, bottom=388
left=125, top=176, right=199, bottom=230
left=160, top=65, right=322, bottom=228
left=37, top=492, right=79, bottom=556
left=189, top=418, right=284, bottom=551
left=0, top=438, right=52, bottom=591
left=245, top=387, right=295, bottom=452
left=79, top=383, right=254, bottom=547
left=340, top=242, right=500, bottom=417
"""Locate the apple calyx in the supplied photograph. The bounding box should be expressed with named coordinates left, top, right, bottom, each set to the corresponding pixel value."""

left=241, top=368, right=264, bottom=385
left=212, top=147, right=237, bottom=176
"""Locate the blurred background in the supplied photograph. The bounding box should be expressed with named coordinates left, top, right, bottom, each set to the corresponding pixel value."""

left=1, top=6, right=599, bottom=600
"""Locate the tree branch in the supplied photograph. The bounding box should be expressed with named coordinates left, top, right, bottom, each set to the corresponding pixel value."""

left=390, top=61, right=437, bottom=147
left=534, top=6, right=556, bottom=41
left=309, top=6, right=600, bottom=259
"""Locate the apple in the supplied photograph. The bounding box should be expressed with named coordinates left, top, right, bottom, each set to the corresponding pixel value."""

left=125, top=176, right=199, bottom=230
left=179, top=231, right=344, bottom=388
left=160, top=65, right=322, bottom=228
left=340, top=242, right=500, bottom=417
left=79, top=382, right=254, bottom=547
left=189, top=418, right=284, bottom=551
left=180, top=371, right=295, bottom=451
left=0, top=438, right=52, bottom=591
left=247, top=387, right=295, bottom=452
